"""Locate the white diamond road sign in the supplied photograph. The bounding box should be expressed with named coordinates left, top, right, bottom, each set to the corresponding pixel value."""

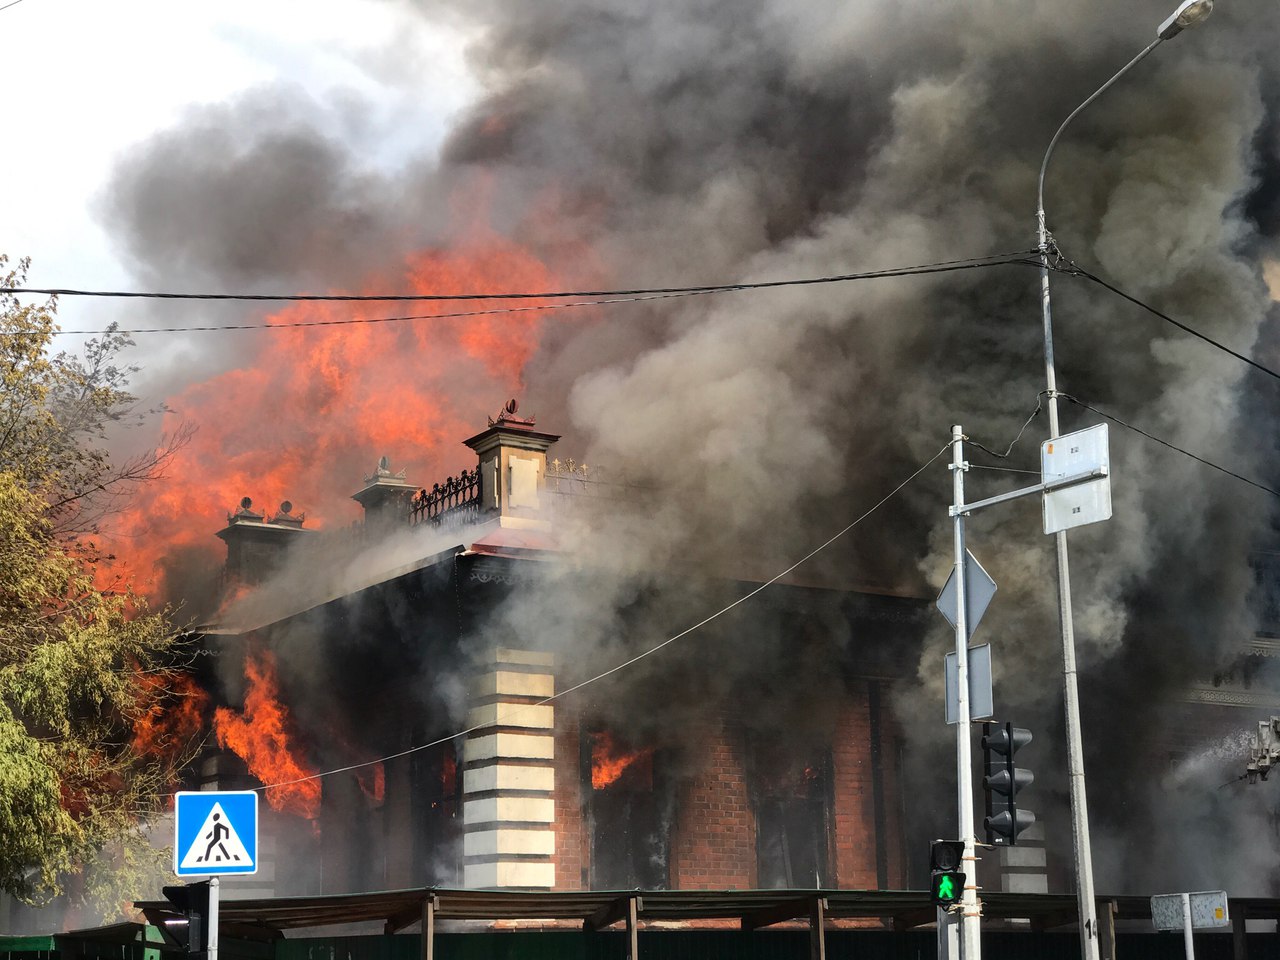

left=175, top=791, right=258, bottom=876
left=936, top=550, right=997, bottom=639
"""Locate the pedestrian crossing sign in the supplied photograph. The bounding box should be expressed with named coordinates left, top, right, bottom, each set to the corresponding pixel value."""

left=174, top=791, right=258, bottom=876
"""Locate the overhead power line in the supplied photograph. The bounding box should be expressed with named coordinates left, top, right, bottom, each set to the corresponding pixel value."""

left=4, top=250, right=1039, bottom=308
left=1056, top=260, right=1280, bottom=383
left=47, top=290, right=719, bottom=337
left=1060, top=393, right=1280, bottom=500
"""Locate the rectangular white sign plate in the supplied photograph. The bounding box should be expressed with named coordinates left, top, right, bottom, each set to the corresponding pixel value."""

left=945, top=643, right=993, bottom=725
left=1150, top=891, right=1230, bottom=931
left=1042, top=424, right=1112, bottom=535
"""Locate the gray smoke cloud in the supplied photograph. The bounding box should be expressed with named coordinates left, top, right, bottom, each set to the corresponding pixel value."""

left=425, top=0, right=1280, bottom=894
left=97, top=0, right=1280, bottom=897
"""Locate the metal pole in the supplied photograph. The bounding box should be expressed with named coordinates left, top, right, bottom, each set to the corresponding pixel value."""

left=207, top=877, right=219, bottom=960
left=950, top=425, right=981, bottom=960
left=1182, top=892, right=1196, bottom=960
left=1035, top=39, right=1160, bottom=960
left=938, top=908, right=960, bottom=960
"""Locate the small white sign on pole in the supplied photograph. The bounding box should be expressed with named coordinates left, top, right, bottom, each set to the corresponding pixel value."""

left=944, top=644, right=993, bottom=725
left=1042, top=424, right=1112, bottom=535
left=1151, top=891, right=1230, bottom=930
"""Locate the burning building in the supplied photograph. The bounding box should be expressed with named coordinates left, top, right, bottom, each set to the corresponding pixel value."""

left=161, top=380, right=1280, bottom=907
left=3, top=0, right=1274, bottom=930
left=189, top=400, right=930, bottom=897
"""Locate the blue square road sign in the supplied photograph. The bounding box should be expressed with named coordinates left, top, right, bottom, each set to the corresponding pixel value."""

left=174, top=791, right=258, bottom=876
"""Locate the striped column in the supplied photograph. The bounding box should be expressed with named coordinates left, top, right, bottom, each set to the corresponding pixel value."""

left=462, top=648, right=556, bottom=889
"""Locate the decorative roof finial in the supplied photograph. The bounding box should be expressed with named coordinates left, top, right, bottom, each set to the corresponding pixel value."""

left=488, top=397, right=536, bottom=427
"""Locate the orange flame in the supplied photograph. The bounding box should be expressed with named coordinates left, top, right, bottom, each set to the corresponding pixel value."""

left=214, top=648, right=320, bottom=819
left=130, top=669, right=209, bottom=761
left=104, top=214, right=588, bottom=603
left=590, top=730, right=654, bottom=790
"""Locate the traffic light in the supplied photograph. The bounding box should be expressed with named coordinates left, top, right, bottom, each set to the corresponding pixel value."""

left=982, top=721, right=1035, bottom=845
left=162, top=881, right=211, bottom=956
left=929, top=840, right=965, bottom=907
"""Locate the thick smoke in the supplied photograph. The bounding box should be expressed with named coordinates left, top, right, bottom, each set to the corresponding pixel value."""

left=100, top=0, right=1280, bottom=895
left=417, top=0, right=1280, bottom=893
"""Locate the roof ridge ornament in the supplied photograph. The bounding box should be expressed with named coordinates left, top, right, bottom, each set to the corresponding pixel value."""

left=365, top=454, right=408, bottom=485
left=488, top=398, right=536, bottom=427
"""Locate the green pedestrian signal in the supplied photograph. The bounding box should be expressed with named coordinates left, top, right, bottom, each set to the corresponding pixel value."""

left=928, top=840, right=966, bottom=907
left=931, top=870, right=965, bottom=907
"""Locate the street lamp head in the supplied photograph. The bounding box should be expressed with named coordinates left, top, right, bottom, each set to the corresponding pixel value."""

left=1157, top=0, right=1213, bottom=39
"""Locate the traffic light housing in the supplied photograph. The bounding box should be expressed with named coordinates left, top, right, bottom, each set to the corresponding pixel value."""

left=162, top=881, right=211, bottom=956
left=929, top=840, right=965, bottom=907
left=982, top=721, right=1035, bottom=845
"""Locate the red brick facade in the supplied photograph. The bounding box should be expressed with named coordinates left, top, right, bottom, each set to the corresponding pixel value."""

left=669, top=717, right=757, bottom=889
left=553, top=710, right=588, bottom=890
left=832, top=684, right=880, bottom=888
left=549, top=682, right=906, bottom=890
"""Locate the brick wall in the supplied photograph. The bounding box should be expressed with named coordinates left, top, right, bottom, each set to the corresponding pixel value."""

left=552, top=708, right=588, bottom=889
left=670, top=716, right=756, bottom=889
left=550, top=689, right=902, bottom=892
left=832, top=683, right=879, bottom=889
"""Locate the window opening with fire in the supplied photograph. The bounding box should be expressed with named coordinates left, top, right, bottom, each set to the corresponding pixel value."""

left=584, top=729, right=673, bottom=889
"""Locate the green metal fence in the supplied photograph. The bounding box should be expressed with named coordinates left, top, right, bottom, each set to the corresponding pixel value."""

left=5, top=927, right=1276, bottom=960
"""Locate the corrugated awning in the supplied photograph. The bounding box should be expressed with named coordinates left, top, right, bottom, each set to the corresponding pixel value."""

left=134, top=886, right=1280, bottom=939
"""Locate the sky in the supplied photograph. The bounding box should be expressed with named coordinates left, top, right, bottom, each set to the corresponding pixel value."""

left=2, top=0, right=477, bottom=330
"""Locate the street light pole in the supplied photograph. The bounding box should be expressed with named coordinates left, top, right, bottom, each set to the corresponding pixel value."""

left=1034, top=4, right=1211, bottom=960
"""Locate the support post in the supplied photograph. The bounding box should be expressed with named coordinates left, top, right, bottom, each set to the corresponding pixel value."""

left=809, top=897, right=828, bottom=960
left=1182, top=892, right=1196, bottom=960
left=1232, top=903, right=1248, bottom=960
left=422, top=895, right=435, bottom=960
left=626, top=895, right=639, bottom=960
left=938, top=907, right=960, bottom=960
left=1098, top=900, right=1117, bottom=960
left=207, top=878, right=220, bottom=960
left=949, top=426, right=981, bottom=960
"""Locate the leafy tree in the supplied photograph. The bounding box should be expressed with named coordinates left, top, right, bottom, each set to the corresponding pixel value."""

left=0, top=255, right=201, bottom=913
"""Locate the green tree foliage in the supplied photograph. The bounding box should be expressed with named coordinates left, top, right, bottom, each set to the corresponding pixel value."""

left=0, top=255, right=200, bottom=911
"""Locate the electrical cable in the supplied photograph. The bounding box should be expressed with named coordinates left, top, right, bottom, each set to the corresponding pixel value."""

left=1060, top=393, right=1280, bottom=500
left=225, top=439, right=952, bottom=801
left=45, top=289, right=720, bottom=337
left=1055, top=260, right=1280, bottom=383
left=964, top=395, right=1044, bottom=461
left=0, top=0, right=29, bottom=11
left=5, top=249, right=1040, bottom=310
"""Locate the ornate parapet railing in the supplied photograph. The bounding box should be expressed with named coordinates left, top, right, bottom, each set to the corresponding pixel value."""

left=542, top=459, right=638, bottom=514
left=410, top=468, right=480, bottom=528
left=405, top=459, right=642, bottom=532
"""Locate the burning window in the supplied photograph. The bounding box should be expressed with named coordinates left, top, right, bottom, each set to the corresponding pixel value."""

left=413, top=742, right=460, bottom=885
left=749, top=738, right=831, bottom=889
left=585, top=730, right=670, bottom=889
